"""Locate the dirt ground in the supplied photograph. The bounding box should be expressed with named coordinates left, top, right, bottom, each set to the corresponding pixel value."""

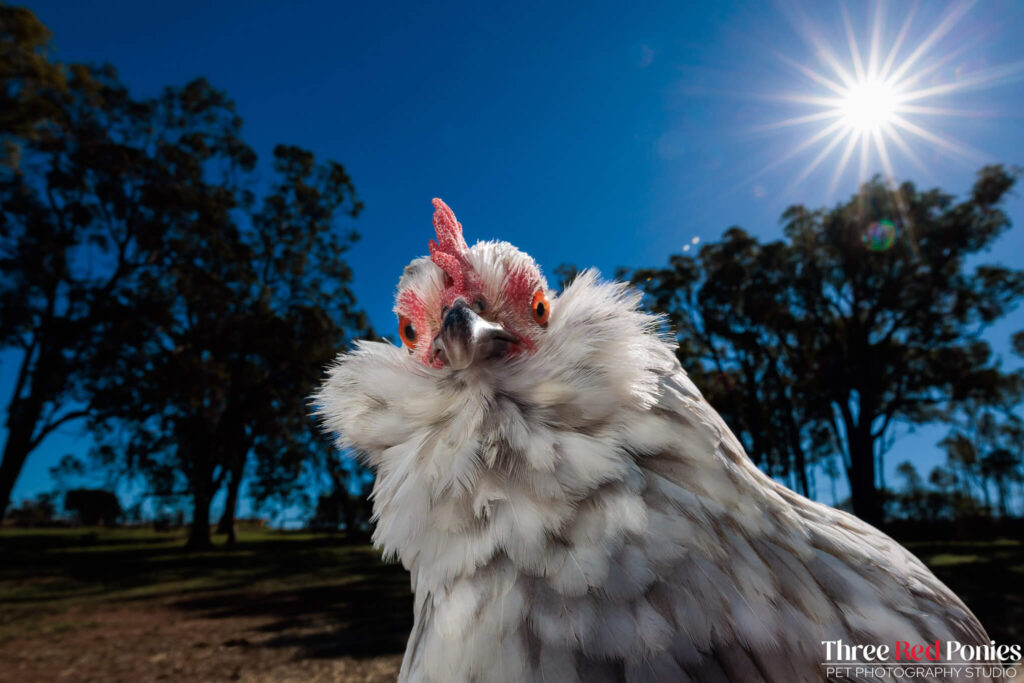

left=0, top=530, right=413, bottom=683
left=1, top=529, right=1020, bottom=682
left=0, top=598, right=402, bottom=683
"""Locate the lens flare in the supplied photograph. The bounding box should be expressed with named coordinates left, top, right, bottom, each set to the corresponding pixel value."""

left=862, top=219, right=896, bottom=251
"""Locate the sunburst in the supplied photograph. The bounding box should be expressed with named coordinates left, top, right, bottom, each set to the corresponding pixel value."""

left=763, top=1, right=1023, bottom=199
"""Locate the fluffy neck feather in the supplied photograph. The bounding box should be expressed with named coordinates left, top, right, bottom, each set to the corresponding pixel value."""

left=317, top=271, right=768, bottom=593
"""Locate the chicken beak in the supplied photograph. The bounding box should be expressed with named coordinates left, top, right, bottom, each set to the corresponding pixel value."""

left=432, top=300, right=518, bottom=370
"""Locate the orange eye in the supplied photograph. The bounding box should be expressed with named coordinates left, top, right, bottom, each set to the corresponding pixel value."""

left=531, top=290, right=550, bottom=326
left=398, top=315, right=418, bottom=348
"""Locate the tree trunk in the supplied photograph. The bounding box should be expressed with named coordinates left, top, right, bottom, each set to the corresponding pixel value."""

left=995, top=479, right=1008, bottom=519
left=791, top=439, right=810, bottom=498
left=0, top=395, right=44, bottom=521
left=187, top=482, right=213, bottom=550
left=979, top=476, right=992, bottom=517
left=216, top=466, right=242, bottom=545
left=0, top=439, right=29, bottom=520
left=848, top=427, right=882, bottom=526
left=214, top=418, right=249, bottom=546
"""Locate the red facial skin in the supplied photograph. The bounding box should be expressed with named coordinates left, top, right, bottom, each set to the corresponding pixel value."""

left=396, top=199, right=544, bottom=368
left=396, top=289, right=438, bottom=367
left=501, top=266, right=540, bottom=353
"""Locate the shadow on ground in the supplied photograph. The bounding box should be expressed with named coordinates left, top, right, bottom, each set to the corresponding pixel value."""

left=905, top=539, right=1024, bottom=644
left=172, top=577, right=412, bottom=659
left=0, top=529, right=413, bottom=661
left=2, top=529, right=1021, bottom=666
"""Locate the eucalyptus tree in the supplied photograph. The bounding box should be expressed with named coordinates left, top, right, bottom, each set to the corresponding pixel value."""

left=634, top=167, right=1023, bottom=525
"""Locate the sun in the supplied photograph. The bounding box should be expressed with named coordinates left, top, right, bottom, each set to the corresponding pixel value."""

left=839, top=79, right=899, bottom=133
left=756, top=2, right=1019, bottom=200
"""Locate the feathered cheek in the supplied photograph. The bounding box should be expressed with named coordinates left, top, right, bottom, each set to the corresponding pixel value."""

left=502, top=266, right=536, bottom=309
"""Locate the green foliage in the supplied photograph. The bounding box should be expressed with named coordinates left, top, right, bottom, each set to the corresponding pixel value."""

left=63, top=488, right=121, bottom=526
left=1013, top=330, right=1024, bottom=359
left=0, top=7, right=176, bottom=517
left=939, top=366, right=1024, bottom=519
left=82, top=119, right=370, bottom=548
left=633, top=167, right=1024, bottom=524
left=0, top=3, right=66, bottom=167
left=4, top=492, right=55, bottom=525
left=0, top=6, right=372, bottom=548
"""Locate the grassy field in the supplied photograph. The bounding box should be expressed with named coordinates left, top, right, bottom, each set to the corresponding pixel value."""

left=0, top=529, right=1021, bottom=682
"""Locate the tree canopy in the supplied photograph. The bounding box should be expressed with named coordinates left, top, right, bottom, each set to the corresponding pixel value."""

left=0, top=5, right=371, bottom=546
left=633, top=167, right=1024, bottom=525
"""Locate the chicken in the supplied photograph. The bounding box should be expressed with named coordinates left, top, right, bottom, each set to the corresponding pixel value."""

left=315, top=198, right=995, bottom=683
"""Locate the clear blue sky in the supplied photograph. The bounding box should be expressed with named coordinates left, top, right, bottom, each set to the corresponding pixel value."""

left=6, top=0, right=1024, bottom=518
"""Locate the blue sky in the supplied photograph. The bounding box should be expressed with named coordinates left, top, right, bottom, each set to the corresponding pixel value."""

left=6, top=0, right=1024, bottom=518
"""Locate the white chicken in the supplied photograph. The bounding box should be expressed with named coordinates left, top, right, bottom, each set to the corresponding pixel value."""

left=316, top=199, right=994, bottom=682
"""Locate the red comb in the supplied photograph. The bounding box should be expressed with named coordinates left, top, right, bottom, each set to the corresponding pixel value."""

left=429, top=198, right=470, bottom=295
left=430, top=198, right=467, bottom=255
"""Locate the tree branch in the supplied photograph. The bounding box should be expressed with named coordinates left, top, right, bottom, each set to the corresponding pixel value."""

left=7, top=339, right=38, bottom=410
left=28, top=408, right=91, bottom=451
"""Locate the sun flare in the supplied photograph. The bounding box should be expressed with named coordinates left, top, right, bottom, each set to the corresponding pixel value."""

left=757, top=2, right=1021, bottom=201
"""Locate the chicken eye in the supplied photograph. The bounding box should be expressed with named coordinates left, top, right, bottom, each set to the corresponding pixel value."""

left=531, top=290, right=550, bottom=326
left=398, top=315, right=418, bottom=348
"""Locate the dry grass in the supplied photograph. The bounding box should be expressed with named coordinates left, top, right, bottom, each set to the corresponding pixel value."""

left=0, top=528, right=411, bottom=682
